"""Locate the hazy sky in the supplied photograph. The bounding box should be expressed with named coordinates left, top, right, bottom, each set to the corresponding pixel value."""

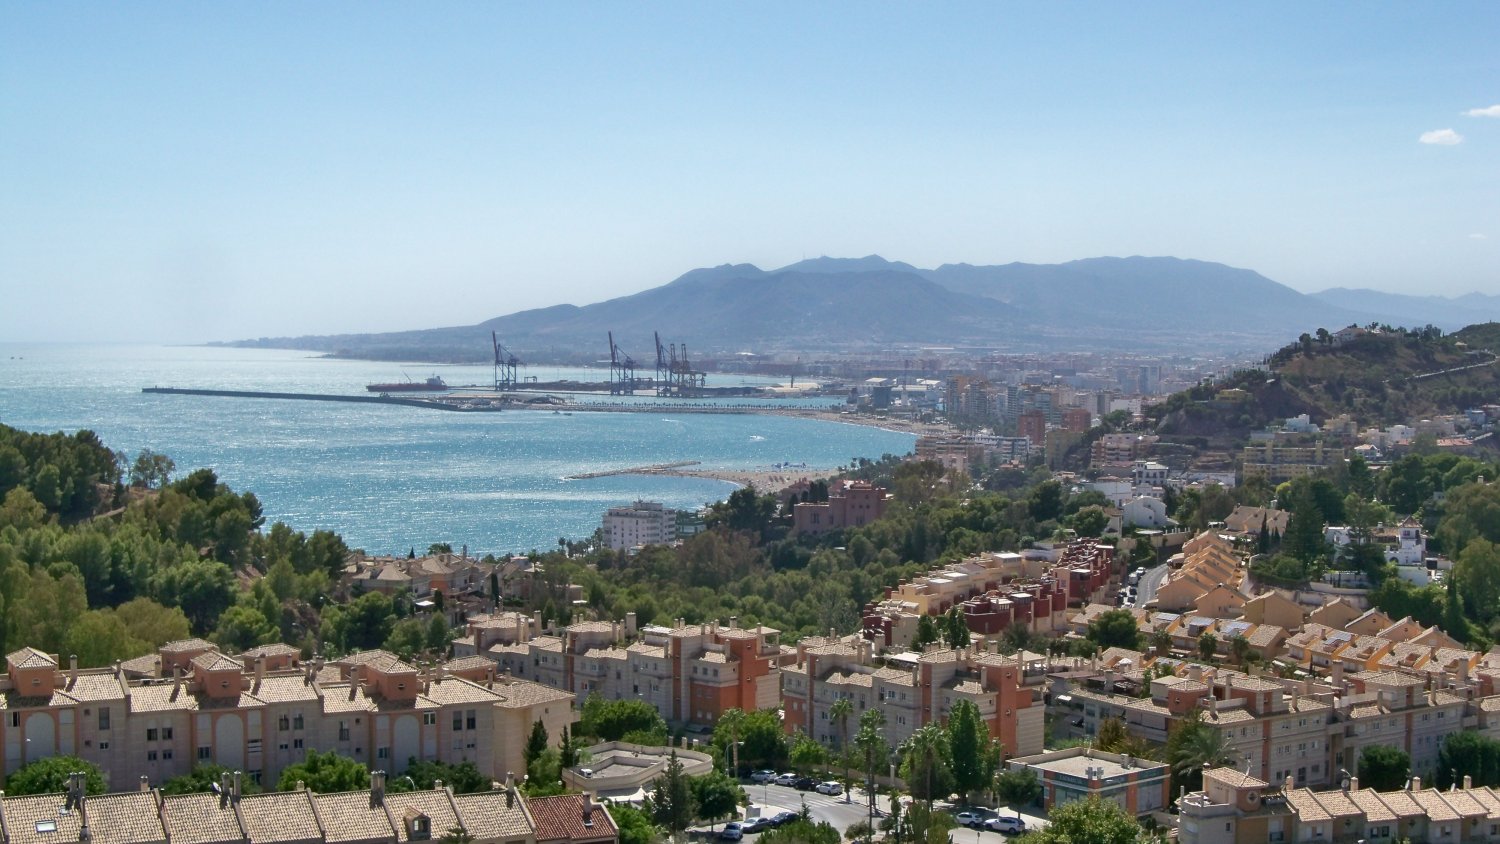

left=3, top=4, right=1497, bottom=343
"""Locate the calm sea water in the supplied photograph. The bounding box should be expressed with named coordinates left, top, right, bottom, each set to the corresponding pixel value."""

left=0, top=344, right=914, bottom=555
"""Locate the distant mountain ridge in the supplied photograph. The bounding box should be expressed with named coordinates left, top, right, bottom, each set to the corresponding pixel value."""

left=227, top=255, right=1461, bottom=362
left=1310, top=288, right=1500, bottom=330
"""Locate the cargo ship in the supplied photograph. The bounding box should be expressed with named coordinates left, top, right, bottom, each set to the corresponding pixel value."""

left=365, top=375, right=448, bottom=393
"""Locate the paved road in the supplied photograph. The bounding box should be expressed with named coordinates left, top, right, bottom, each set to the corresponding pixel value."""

left=692, top=782, right=1047, bottom=841
left=1135, top=563, right=1170, bottom=608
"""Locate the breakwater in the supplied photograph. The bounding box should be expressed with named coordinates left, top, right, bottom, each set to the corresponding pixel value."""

left=142, top=387, right=504, bottom=412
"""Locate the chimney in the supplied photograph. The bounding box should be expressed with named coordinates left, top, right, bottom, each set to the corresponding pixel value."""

left=69, top=654, right=79, bottom=687
left=625, top=612, right=637, bottom=637
left=1412, top=775, right=1421, bottom=791
left=68, top=773, right=90, bottom=842
left=220, top=772, right=232, bottom=808
left=729, top=616, right=738, bottom=629
left=435, top=779, right=444, bottom=790
left=232, top=771, right=243, bottom=802
left=582, top=792, right=596, bottom=827
left=370, top=771, right=386, bottom=806
left=1349, top=775, right=1359, bottom=792
left=1285, top=773, right=1294, bottom=791
left=1465, top=774, right=1474, bottom=789
left=172, top=666, right=182, bottom=700
left=505, top=772, right=516, bottom=808
left=139, top=775, right=150, bottom=792
left=297, top=780, right=305, bottom=791
left=254, top=656, right=265, bottom=694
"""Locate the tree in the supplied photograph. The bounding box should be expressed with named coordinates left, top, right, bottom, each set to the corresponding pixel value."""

left=559, top=725, right=579, bottom=770
left=1198, top=631, right=1219, bottom=662
left=1016, top=796, right=1141, bottom=844
left=130, top=449, right=176, bottom=490
left=946, top=699, right=994, bottom=801
left=1069, top=506, right=1108, bottom=539
left=1229, top=633, right=1252, bottom=665
left=1166, top=713, right=1234, bottom=795
left=213, top=604, right=278, bottom=652
left=2, top=756, right=106, bottom=796
left=913, top=615, right=940, bottom=649
left=64, top=609, right=149, bottom=668
left=829, top=697, right=854, bottom=801
left=163, top=764, right=263, bottom=796
left=1086, top=609, right=1142, bottom=651
left=1454, top=539, right=1500, bottom=628
left=608, top=803, right=658, bottom=844
left=1359, top=745, right=1411, bottom=792
left=790, top=731, right=829, bottom=774
left=994, top=768, right=1042, bottom=807
left=942, top=609, right=970, bottom=650
left=1027, top=481, right=1065, bottom=523
left=403, top=760, right=489, bottom=794
left=718, top=707, right=747, bottom=775
left=582, top=695, right=669, bottom=743
left=1094, top=718, right=1130, bottom=753
left=1281, top=485, right=1328, bottom=564
left=277, top=750, right=368, bottom=793
left=647, top=751, right=696, bottom=834
left=525, top=720, right=550, bottom=769
left=691, top=770, right=745, bottom=830
left=854, top=709, right=889, bottom=822
left=899, top=723, right=952, bottom=807
left=1437, top=730, right=1500, bottom=789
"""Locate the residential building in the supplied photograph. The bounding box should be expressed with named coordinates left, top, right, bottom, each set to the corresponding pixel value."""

left=1006, top=747, right=1169, bottom=818
left=0, top=774, right=614, bottom=844
left=792, top=481, right=889, bottom=535
left=0, top=643, right=573, bottom=792
left=602, top=501, right=677, bottom=551
left=485, top=616, right=784, bottom=728
left=780, top=641, right=1045, bottom=758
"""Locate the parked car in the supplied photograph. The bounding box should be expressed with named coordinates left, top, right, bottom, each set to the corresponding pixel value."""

left=953, top=809, right=996, bottom=828
left=742, top=817, right=774, bottom=834
left=773, top=772, right=801, bottom=786
left=719, top=823, right=744, bottom=841
left=771, top=812, right=799, bottom=827
left=814, top=781, right=843, bottom=796
left=793, top=776, right=817, bottom=791
left=984, top=817, right=1026, bottom=834
left=750, top=770, right=777, bottom=784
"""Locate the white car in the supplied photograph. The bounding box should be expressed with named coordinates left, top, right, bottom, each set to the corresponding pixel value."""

left=749, top=770, right=777, bottom=784
left=814, top=781, right=843, bottom=796
left=984, top=816, right=1026, bottom=834
left=773, top=772, right=800, bottom=786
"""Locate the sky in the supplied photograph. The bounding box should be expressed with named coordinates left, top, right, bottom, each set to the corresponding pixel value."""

left=2, top=3, right=1498, bottom=343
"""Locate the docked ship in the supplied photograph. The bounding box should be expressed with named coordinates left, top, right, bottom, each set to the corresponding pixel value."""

left=365, top=375, right=448, bottom=393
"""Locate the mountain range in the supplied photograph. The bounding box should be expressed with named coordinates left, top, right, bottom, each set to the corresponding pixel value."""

left=229, top=256, right=1499, bottom=362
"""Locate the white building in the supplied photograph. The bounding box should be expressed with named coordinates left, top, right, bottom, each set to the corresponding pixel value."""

left=602, top=500, right=676, bottom=551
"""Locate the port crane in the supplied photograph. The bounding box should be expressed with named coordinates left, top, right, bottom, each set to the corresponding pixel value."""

left=653, top=331, right=707, bottom=397
left=607, top=331, right=637, bottom=395
left=492, top=332, right=523, bottom=390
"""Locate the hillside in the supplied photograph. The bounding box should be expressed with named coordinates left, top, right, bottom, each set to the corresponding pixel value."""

left=227, top=255, right=1372, bottom=361
left=1149, top=323, right=1500, bottom=451
left=1311, top=288, right=1500, bottom=331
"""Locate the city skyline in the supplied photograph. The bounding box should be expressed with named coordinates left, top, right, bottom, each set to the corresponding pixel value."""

left=3, top=3, right=1497, bottom=343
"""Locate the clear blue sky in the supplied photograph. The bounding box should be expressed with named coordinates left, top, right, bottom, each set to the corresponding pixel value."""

left=3, top=3, right=1497, bottom=343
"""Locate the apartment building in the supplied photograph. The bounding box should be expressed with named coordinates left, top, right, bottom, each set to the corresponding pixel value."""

left=482, top=615, right=784, bottom=728
left=1007, top=747, right=1170, bottom=818
left=792, top=481, right=890, bottom=535
left=1180, top=766, right=1500, bottom=844
left=0, top=773, right=615, bottom=844
left=1240, top=436, right=1347, bottom=483
left=602, top=501, right=677, bottom=551
left=780, top=640, right=1045, bottom=758
left=0, top=642, right=573, bottom=792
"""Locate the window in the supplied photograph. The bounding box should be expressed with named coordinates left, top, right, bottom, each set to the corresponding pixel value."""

left=280, top=743, right=290, bottom=751
left=248, top=739, right=262, bottom=753
left=98, top=707, right=111, bottom=730
left=249, top=770, right=261, bottom=784
left=423, top=713, right=436, bottom=726
left=339, top=722, right=351, bottom=742
left=148, top=750, right=158, bottom=761
left=146, top=728, right=159, bottom=741
left=162, top=727, right=173, bottom=740
left=9, top=713, right=18, bottom=728
left=466, top=710, right=476, bottom=730
left=279, top=715, right=290, bottom=731
left=98, top=741, right=109, bottom=750
left=293, top=713, right=304, bottom=730
left=162, top=749, right=173, bottom=760
left=453, top=712, right=463, bottom=731
left=198, top=746, right=211, bottom=760
left=294, top=738, right=304, bottom=749
left=378, top=747, right=389, bottom=759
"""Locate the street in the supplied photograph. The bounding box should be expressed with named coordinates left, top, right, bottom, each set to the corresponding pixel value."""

left=689, top=782, right=1048, bottom=841
left=1134, top=562, right=1170, bottom=608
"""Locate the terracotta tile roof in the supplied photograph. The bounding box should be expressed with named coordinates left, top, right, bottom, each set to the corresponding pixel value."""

left=241, top=643, right=301, bottom=658
left=496, top=680, right=573, bottom=708
left=442, top=655, right=495, bottom=673
left=336, top=650, right=400, bottom=667
left=1345, top=789, right=1397, bottom=822
left=191, top=652, right=244, bottom=673
left=64, top=672, right=127, bottom=702
left=421, top=677, right=505, bottom=706
left=251, top=674, right=322, bottom=704
left=119, top=653, right=163, bottom=676
left=527, top=794, right=618, bottom=843
left=1205, top=768, right=1267, bottom=789
left=234, top=790, right=325, bottom=843
left=385, top=791, right=462, bottom=843
left=6, top=647, right=56, bottom=669
left=160, top=638, right=217, bottom=653
left=453, top=790, right=534, bottom=839
left=159, top=792, right=246, bottom=844
left=126, top=683, right=202, bottom=713
left=0, top=791, right=167, bottom=844
left=1410, top=789, right=1462, bottom=821
left=1283, top=789, right=1331, bottom=822
left=312, top=792, right=397, bottom=843
left=319, top=684, right=374, bottom=714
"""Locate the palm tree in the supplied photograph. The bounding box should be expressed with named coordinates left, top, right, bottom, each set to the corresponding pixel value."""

left=1198, top=631, right=1219, bottom=662
left=1150, top=629, right=1173, bottom=656
left=1171, top=723, right=1235, bottom=792
left=720, top=708, right=746, bottom=777
left=900, top=723, right=950, bottom=808
left=1229, top=634, right=1252, bottom=665
left=830, top=697, right=854, bottom=802
left=855, top=709, right=889, bottom=824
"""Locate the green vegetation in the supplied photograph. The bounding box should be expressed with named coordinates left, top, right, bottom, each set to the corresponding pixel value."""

left=1014, top=796, right=1143, bottom=844
left=1166, top=711, right=1233, bottom=795
left=994, top=768, right=1042, bottom=807
left=1358, top=745, right=1411, bottom=792
left=1437, top=731, right=1500, bottom=789
left=579, top=695, right=670, bottom=744
left=1, top=756, right=106, bottom=796
left=276, top=749, right=370, bottom=793
left=1086, top=609, right=1142, bottom=652
left=162, top=764, right=263, bottom=796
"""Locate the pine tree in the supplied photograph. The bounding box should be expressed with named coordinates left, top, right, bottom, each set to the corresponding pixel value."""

left=525, top=720, right=549, bottom=768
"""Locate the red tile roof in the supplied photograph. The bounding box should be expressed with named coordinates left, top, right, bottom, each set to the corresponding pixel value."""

left=527, top=794, right=618, bottom=843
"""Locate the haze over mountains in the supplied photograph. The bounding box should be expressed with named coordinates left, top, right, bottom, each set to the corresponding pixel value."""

left=230, top=256, right=1500, bottom=362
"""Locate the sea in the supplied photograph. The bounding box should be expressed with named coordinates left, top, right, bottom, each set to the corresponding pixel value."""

left=0, top=344, right=915, bottom=555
